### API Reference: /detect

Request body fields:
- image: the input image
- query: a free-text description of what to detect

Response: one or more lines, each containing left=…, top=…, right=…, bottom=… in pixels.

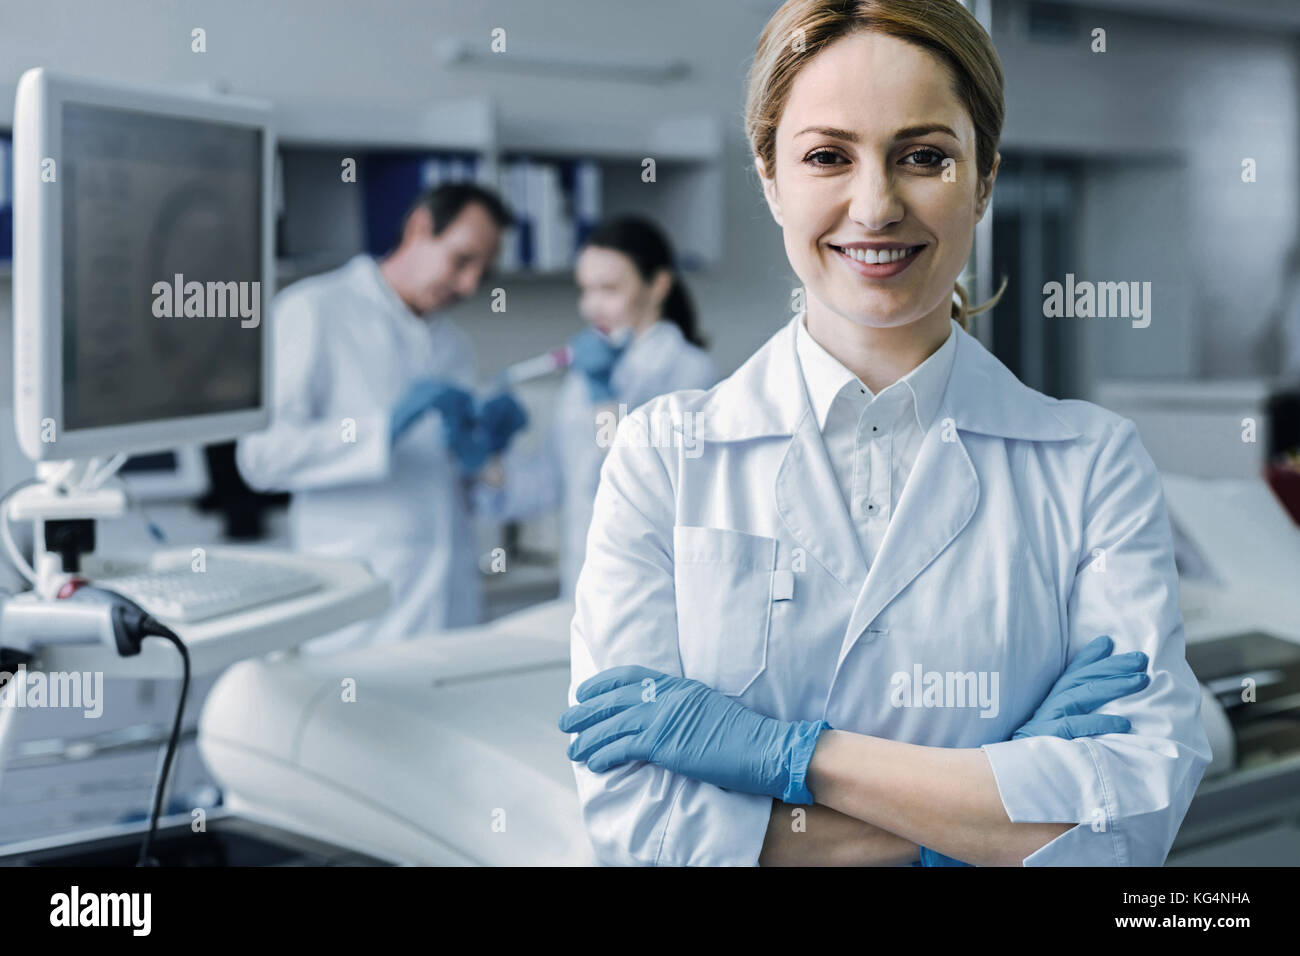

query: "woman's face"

left=575, top=245, right=667, bottom=335
left=758, top=31, right=998, bottom=331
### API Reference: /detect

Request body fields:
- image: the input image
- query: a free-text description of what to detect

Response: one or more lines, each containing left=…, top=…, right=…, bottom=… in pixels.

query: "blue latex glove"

left=476, top=392, right=528, bottom=456
left=390, top=378, right=474, bottom=446
left=559, top=665, right=830, bottom=805
left=569, top=328, right=628, bottom=403
left=918, top=634, right=1150, bottom=867
left=1012, top=634, right=1149, bottom=741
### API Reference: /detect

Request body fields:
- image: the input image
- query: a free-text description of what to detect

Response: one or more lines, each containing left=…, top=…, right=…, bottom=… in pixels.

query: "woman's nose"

left=846, top=163, right=905, bottom=232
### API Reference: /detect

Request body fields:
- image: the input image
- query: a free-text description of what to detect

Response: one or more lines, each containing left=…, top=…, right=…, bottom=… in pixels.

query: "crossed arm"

left=760, top=738, right=1072, bottom=866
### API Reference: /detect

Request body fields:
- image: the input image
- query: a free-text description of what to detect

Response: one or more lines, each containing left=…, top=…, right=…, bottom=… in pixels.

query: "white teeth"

left=838, top=246, right=917, bottom=264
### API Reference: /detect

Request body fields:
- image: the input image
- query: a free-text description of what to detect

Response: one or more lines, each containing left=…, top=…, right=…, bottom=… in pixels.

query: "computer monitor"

left=12, top=68, right=274, bottom=462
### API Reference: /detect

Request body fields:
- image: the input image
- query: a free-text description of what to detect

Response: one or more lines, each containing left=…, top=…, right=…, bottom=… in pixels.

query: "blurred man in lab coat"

left=237, top=183, right=520, bottom=653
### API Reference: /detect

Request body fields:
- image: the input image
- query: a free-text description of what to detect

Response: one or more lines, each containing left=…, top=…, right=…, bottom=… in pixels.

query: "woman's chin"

left=825, top=300, right=930, bottom=330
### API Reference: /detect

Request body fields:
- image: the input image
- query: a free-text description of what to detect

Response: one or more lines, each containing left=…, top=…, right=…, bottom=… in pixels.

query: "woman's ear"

left=975, top=151, right=1000, bottom=222
left=755, top=155, right=784, bottom=227
left=649, top=267, right=673, bottom=306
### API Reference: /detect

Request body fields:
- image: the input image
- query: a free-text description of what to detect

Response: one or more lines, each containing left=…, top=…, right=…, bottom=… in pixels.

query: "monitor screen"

left=60, top=102, right=263, bottom=430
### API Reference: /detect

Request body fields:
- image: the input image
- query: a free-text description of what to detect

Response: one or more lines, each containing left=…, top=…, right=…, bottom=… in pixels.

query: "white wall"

left=993, top=2, right=1299, bottom=382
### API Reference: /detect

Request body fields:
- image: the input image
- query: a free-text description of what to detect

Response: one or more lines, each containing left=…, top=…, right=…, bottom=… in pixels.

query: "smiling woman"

left=561, top=0, right=1210, bottom=869
left=746, top=0, right=1008, bottom=343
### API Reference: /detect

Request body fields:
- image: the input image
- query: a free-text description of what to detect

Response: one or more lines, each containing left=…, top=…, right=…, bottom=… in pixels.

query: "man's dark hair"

left=399, top=182, right=513, bottom=245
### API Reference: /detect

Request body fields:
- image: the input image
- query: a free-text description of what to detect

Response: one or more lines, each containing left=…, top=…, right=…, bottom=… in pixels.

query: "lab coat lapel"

left=774, top=407, right=870, bottom=591
left=835, top=417, right=979, bottom=672
left=694, top=317, right=870, bottom=589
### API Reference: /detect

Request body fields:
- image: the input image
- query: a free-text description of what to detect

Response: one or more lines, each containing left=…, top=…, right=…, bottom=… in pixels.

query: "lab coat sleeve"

left=980, top=418, right=1212, bottom=866
left=235, top=293, right=391, bottom=492
left=568, top=409, right=775, bottom=866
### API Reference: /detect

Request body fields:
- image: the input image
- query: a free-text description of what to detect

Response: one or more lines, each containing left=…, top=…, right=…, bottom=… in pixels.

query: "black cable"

left=134, top=616, right=190, bottom=868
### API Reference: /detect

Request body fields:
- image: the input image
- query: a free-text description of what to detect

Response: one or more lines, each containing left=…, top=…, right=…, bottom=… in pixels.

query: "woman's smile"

left=828, top=241, right=927, bottom=279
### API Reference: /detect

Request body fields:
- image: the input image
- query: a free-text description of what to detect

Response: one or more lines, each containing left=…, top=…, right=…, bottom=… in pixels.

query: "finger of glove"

left=558, top=683, right=646, bottom=734
left=431, top=387, right=473, bottom=417
left=568, top=707, right=647, bottom=764
left=575, top=664, right=666, bottom=702
left=1047, top=713, right=1134, bottom=739
left=586, top=733, right=652, bottom=774
left=1061, top=634, right=1114, bottom=674
left=1040, top=635, right=1111, bottom=700
left=1043, top=672, right=1151, bottom=718
left=1048, top=650, right=1148, bottom=698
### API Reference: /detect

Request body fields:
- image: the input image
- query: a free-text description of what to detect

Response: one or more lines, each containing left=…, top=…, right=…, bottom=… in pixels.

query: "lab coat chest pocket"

left=672, top=526, right=776, bottom=696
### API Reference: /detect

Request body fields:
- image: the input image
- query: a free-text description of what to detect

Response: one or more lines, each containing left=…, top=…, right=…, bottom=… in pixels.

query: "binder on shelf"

left=0, top=134, right=12, bottom=264
left=499, top=156, right=602, bottom=274
left=571, top=159, right=601, bottom=254
left=362, top=151, right=479, bottom=256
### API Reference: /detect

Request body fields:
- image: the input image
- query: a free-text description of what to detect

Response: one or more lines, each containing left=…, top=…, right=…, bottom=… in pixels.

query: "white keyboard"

left=96, top=559, right=324, bottom=623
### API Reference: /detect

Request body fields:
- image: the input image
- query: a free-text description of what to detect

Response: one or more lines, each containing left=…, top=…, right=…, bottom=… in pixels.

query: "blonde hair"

left=745, top=0, right=1008, bottom=329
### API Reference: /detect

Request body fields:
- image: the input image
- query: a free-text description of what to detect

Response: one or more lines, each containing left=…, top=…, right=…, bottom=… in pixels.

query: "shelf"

left=274, top=96, right=495, bottom=152
left=275, top=254, right=353, bottom=285
left=498, top=112, right=721, bottom=162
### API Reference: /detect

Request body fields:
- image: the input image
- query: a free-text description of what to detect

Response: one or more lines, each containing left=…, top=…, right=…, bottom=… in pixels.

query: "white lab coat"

left=570, top=313, right=1212, bottom=866
left=236, top=255, right=482, bottom=653
left=482, top=320, right=716, bottom=598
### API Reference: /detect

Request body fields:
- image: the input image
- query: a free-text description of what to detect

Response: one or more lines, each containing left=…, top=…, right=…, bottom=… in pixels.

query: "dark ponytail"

left=582, top=215, right=707, bottom=348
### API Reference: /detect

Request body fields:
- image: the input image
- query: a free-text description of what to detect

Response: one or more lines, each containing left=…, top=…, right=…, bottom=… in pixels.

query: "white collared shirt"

left=794, top=313, right=957, bottom=565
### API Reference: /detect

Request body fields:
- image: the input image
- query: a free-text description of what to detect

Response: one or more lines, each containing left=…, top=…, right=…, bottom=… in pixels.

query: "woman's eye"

left=903, top=147, right=947, bottom=169
left=803, top=149, right=845, bottom=167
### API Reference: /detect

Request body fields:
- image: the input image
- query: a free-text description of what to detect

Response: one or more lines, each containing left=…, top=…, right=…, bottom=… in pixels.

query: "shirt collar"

left=794, top=312, right=957, bottom=432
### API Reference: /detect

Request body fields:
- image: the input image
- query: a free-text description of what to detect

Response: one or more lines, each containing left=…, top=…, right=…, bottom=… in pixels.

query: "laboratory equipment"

left=198, top=598, right=591, bottom=865
left=92, top=556, right=322, bottom=624
left=497, top=327, right=633, bottom=387
left=12, top=67, right=275, bottom=464
left=0, top=70, right=388, bottom=864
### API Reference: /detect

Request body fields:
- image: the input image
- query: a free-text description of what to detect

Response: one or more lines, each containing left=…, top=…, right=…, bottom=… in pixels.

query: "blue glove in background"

left=918, top=634, right=1150, bottom=867
left=560, top=665, right=829, bottom=805
left=477, top=392, right=529, bottom=456
left=569, top=328, right=628, bottom=403
left=390, top=378, right=474, bottom=446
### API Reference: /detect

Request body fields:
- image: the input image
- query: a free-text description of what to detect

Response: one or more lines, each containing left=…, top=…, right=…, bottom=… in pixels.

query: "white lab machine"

left=0, top=69, right=388, bottom=862
left=1095, top=379, right=1279, bottom=480
left=199, top=598, right=592, bottom=866
left=1161, top=474, right=1300, bottom=862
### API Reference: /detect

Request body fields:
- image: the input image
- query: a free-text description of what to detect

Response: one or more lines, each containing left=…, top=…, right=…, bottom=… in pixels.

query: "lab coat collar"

left=349, top=253, right=446, bottom=331
left=795, top=312, right=956, bottom=434
left=694, top=313, right=1081, bottom=443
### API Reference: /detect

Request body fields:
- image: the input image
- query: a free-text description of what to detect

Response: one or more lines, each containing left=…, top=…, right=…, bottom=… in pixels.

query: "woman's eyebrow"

left=793, top=123, right=959, bottom=142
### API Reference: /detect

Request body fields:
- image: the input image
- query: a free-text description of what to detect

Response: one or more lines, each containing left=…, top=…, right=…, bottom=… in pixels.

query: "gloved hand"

left=390, top=378, right=474, bottom=446
left=476, top=392, right=528, bottom=456
left=1012, top=634, right=1148, bottom=740
left=559, top=665, right=830, bottom=805
left=569, top=328, right=628, bottom=403
left=918, top=634, right=1150, bottom=867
